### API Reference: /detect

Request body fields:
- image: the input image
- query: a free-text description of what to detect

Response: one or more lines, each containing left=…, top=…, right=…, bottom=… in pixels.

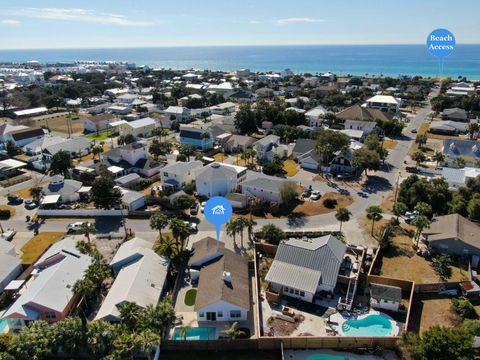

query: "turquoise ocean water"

left=0, top=45, right=479, bottom=79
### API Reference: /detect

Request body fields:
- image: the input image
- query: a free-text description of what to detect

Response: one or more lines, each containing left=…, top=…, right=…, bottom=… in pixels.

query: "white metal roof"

left=41, top=194, right=61, bottom=205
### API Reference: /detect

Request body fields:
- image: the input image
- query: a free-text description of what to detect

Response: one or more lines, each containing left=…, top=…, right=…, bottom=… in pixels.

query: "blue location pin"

left=426, top=28, right=455, bottom=75
left=204, top=196, right=233, bottom=241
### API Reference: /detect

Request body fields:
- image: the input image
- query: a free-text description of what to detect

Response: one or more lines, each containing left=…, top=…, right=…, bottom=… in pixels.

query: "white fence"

left=38, top=209, right=128, bottom=217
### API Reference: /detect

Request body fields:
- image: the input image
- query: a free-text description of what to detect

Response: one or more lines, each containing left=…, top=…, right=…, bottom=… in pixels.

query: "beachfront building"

left=365, top=95, right=401, bottom=114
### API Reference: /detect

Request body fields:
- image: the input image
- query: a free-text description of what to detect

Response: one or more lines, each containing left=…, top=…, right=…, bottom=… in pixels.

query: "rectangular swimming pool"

left=172, top=327, right=216, bottom=340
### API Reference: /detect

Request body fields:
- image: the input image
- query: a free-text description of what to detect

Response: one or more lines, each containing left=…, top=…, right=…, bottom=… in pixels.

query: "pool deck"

left=329, top=310, right=400, bottom=337
left=284, top=349, right=399, bottom=360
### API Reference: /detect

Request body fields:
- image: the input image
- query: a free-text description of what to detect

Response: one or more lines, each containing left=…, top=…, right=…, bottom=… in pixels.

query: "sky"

left=0, top=0, right=479, bottom=49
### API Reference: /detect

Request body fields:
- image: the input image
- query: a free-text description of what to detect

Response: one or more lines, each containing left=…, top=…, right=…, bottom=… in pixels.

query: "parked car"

left=67, top=221, right=92, bottom=233
left=7, top=195, right=23, bottom=204
left=0, top=229, right=16, bottom=242
left=404, top=211, right=420, bottom=224
left=411, top=128, right=417, bottom=133
left=310, top=191, right=321, bottom=200
left=184, top=221, right=198, bottom=233
left=190, top=203, right=199, bottom=216
left=24, top=200, right=37, bottom=210
left=200, top=201, right=206, bottom=213
left=406, top=166, right=421, bottom=174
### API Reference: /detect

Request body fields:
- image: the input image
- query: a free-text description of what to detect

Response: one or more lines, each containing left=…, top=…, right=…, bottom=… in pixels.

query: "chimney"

left=223, top=271, right=232, bottom=285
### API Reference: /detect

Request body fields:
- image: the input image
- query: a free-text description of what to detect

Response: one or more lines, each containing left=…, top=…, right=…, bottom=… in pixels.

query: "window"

left=295, top=290, right=299, bottom=295
left=45, top=312, right=56, bottom=319
left=230, top=310, right=241, bottom=318
left=217, top=311, right=223, bottom=318
left=284, top=287, right=289, bottom=292
left=300, top=291, right=305, bottom=297
left=199, top=312, right=205, bottom=318
left=289, top=288, right=294, bottom=294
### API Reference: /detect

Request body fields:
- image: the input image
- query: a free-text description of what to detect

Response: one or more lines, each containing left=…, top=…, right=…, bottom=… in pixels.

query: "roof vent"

left=472, top=145, right=479, bottom=153
left=449, top=143, right=456, bottom=151
left=212, top=163, right=221, bottom=168
left=223, top=271, right=232, bottom=284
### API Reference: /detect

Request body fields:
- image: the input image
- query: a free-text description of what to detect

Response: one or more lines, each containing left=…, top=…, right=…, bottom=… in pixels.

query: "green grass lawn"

left=184, top=289, right=197, bottom=306
left=87, top=131, right=110, bottom=141
left=20, top=232, right=64, bottom=264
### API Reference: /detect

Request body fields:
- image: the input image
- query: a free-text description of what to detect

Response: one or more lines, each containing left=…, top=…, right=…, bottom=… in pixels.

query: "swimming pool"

left=341, top=314, right=392, bottom=336
left=172, top=327, right=216, bottom=340
left=307, top=355, right=356, bottom=360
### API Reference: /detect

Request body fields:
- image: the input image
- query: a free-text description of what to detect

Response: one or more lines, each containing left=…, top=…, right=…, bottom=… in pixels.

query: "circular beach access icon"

left=204, top=196, right=233, bottom=241
left=426, top=28, right=456, bottom=74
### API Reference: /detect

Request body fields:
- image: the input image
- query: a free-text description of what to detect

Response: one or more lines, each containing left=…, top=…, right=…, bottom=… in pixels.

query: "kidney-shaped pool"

left=341, top=314, right=393, bottom=336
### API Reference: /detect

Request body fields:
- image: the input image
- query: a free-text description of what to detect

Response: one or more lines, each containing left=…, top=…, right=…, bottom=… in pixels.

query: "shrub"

left=0, top=209, right=11, bottom=220
left=452, top=299, right=478, bottom=320
left=323, top=198, right=337, bottom=209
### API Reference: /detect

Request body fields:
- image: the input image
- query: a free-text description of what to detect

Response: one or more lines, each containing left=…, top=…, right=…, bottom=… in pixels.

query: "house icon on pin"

left=211, top=205, right=226, bottom=215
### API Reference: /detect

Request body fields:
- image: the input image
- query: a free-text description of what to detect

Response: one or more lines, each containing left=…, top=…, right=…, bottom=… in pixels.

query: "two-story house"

left=195, top=162, right=247, bottom=198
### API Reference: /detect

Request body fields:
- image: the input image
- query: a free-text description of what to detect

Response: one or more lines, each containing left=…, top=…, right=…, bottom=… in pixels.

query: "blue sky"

left=1, top=0, right=479, bottom=49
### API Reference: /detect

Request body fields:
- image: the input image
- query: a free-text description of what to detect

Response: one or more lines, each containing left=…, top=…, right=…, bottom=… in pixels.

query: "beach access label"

left=427, top=28, right=455, bottom=74
left=204, top=196, right=233, bottom=241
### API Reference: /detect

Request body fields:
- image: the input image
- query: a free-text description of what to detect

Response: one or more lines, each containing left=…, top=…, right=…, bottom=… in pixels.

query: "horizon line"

left=1, top=42, right=480, bottom=51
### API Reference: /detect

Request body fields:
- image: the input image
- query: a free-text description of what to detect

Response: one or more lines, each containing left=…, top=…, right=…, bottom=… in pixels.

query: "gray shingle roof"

left=370, top=283, right=402, bottom=302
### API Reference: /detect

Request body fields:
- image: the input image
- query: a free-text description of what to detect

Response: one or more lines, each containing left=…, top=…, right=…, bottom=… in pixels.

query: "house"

left=2, top=238, right=91, bottom=331
left=329, top=144, right=360, bottom=176
left=110, top=237, right=154, bottom=273
left=23, top=135, right=68, bottom=155
left=336, top=104, right=393, bottom=123
left=298, top=150, right=322, bottom=171
left=117, top=117, right=156, bottom=138
left=83, top=113, right=117, bottom=133
left=240, top=175, right=290, bottom=204
left=116, top=93, right=138, bottom=105
left=42, top=137, right=91, bottom=160
left=190, top=238, right=249, bottom=323
left=370, top=283, right=402, bottom=312
left=292, top=138, right=316, bottom=160
left=225, top=192, right=248, bottom=209
left=3, top=127, right=45, bottom=147
left=422, top=214, right=480, bottom=257
left=443, top=139, right=480, bottom=167
left=305, top=105, right=329, bottom=128
left=95, top=239, right=169, bottom=322
left=0, top=241, right=22, bottom=293
left=265, top=235, right=347, bottom=302
left=224, top=135, right=256, bottom=153
left=179, top=127, right=213, bottom=151
left=253, top=134, right=282, bottom=161
left=160, top=160, right=203, bottom=191
left=164, top=106, right=191, bottom=122
left=210, top=102, right=236, bottom=115
left=365, top=95, right=401, bottom=114
left=42, top=175, right=83, bottom=203
left=442, top=108, right=468, bottom=122
left=118, top=187, right=146, bottom=210
left=343, top=120, right=379, bottom=138
left=108, top=105, right=131, bottom=115
left=114, top=173, right=141, bottom=188
left=196, top=162, right=247, bottom=198
left=429, top=121, right=468, bottom=135
left=442, top=167, right=480, bottom=189
left=103, top=143, right=163, bottom=177
left=228, top=90, right=255, bottom=103
left=0, top=123, right=29, bottom=143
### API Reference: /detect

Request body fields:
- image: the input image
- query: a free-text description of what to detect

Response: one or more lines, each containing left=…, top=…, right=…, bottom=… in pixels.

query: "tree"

left=8, top=321, right=55, bottom=360
left=178, top=144, right=195, bottom=161
left=335, top=208, right=351, bottom=232
left=136, top=330, right=161, bottom=360
left=453, top=156, right=466, bottom=169
left=364, top=133, right=388, bottom=163
left=226, top=219, right=239, bottom=244
left=433, top=151, right=445, bottom=168
left=279, top=181, right=298, bottom=207
left=467, top=197, right=480, bottom=221
left=412, top=150, right=426, bottom=168
left=315, top=129, right=350, bottom=165
left=243, top=217, right=257, bottom=244
left=86, top=320, right=119, bottom=359
left=169, top=218, right=191, bottom=250
left=234, top=103, right=257, bottom=135
left=366, top=206, right=383, bottom=236
left=467, top=122, right=479, bottom=140
left=52, top=317, right=85, bottom=358
left=262, top=155, right=285, bottom=176
left=29, top=186, right=44, bottom=204
left=150, top=212, right=169, bottom=239
left=352, top=148, right=381, bottom=176
left=172, top=195, right=196, bottom=213
left=78, top=222, right=94, bottom=243
left=149, top=139, right=172, bottom=159
left=50, top=150, right=72, bottom=176
left=259, top=224, right=284, bottom=245
left=90, top=144, right=104, bottom=160
left=415, top=134, right=427, bottom=148
left=137, top=300, right=175, bottom=336
left=412, top=215, right=430, bottom=247
left=241, top=149, right=256, bottom=167
left=118, top=134, right=135, bottom=145
left=91, top=176, right=123, bottom=210
left=5, top=140, right=19, bottom=157
left=222, top=322, right=245, bottom=340
left=119, top=302, right=141, bottom=332
left=394, top=202, right=407, bottom=219
left=432, top=254, right=453, bottom=281
left=452, top=298, right=478, bottom=320
left=414, top=202, right=433, bottom=218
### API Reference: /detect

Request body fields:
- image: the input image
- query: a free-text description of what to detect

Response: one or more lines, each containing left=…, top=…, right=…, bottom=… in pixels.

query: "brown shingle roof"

left=336, top=105, right=393, bottom=122
left=195, top=246, right=250, bottom=311
left=423, top=213, right=480, bottom=247
left=86, top=113, right=116, bottom=123
left=188, top=237, right=224, bottom=266
left=9, top=127, right=44, bottom=141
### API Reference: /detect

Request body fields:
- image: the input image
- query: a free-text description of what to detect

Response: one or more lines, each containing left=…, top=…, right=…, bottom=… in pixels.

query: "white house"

left=83, top=113, right=117, bottom=133
left=3, top=127, right=45, bottom=147
left=160, top=160, right=203, bottom=191
left=252, top=134, right=289, bottom=161
left=195, top=162, right=247, bottom=198
left=441, top=167, right=480, bottom=189
left=210, top=102, right=236, bottom=115
left=23, top=135, right=68, bottom=155
left=164, top=106, right=191, bottom=123
left=370, top=283, right=402, bottom=312
left=0, top=241, right=22, bottom=293
left=365, top=95, right=401, bottom=114
left=265, top=235, right=346, bottom=302
left=42, top=175, right=83, bottom=203
left=305, top=105, right=329, bottom=128
left=95, top=239, right=169, bottom=322
left=191, top=238, right=249, bottom=323
left=240, top=175, right=291, bottom=204
left=117, top=117, right=156, bottom=137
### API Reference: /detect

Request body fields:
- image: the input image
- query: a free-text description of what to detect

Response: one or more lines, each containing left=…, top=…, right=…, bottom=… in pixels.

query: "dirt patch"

left=382, top=139, right=398, bottom=150
left=258, top=257, right=273, bottom=290
left=410, top=295, right=462, bottom=333
left=266, top=313, right=305, bottom=336
left=379, top=191, right=396, bottom=214
left=29, top=114, right=85, bottom=134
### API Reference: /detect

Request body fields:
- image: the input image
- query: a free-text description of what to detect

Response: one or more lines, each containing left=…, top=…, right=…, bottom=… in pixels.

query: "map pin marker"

left=204, top=196, right=233, bottom=241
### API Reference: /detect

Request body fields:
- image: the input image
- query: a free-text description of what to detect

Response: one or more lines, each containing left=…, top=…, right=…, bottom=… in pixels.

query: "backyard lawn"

left=184, top=289, right=197, bottom=306
left=410, top=295, right=462, bottom=333
left=87, top=131, right=111, bottom=141
left=283, top=159, right=299, bottom=177
left=20, top=232, right=64, bottom=264
left=213, top=153, right=229, bottom=162
left=292, top=192, right=353, bottom=216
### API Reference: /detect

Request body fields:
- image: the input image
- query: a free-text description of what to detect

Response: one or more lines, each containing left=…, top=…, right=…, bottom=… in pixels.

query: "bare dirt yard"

left=409, top=295, right=462, bottom=333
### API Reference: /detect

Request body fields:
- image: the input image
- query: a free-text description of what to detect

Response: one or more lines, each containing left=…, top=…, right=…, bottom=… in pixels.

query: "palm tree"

left=119, top=302, right=141, bottom=332
left=91, top=144, right=104, bottom=160
left=149, top=212, right=169, bottom=239
left=226, top=219, right=239, bottom=244
left=453, top=157, right=466, bottom=169
left=366, top=206, right=383, bottom=237
left=72, top=278, right=96, bottom=307
left=433, top=151, right=445, bottom=169
left=412, top=215, right=431, bottom=247
left=136, top=330, right=161, bottom=360
left=235, top=217, right=248, bottom=247
left=201, top=131, right=210, bottom=148
left=169, top=218, right=191, bottom=250
left=29, top=186, right=44, bottom=204
left=335, top=208, right=351, bottom=232
left=153, top=236, right=178, bottom=260
left=243, top=217, right=257, bottom=245
left=412, top=151, right=426, bottom=168
left=468, top=122, right=479, bottom=140
left=78, top=222, right=94, bottom=243
left=222, top=322, right=245, bottom=340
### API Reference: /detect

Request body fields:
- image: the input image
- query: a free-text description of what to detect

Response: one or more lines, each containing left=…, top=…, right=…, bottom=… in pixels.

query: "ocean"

left=0, top=44, right=479, bottom=79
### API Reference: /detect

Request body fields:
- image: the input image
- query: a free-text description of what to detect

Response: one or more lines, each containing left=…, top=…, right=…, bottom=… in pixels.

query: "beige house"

left=117, top=117, right=156, bottom=138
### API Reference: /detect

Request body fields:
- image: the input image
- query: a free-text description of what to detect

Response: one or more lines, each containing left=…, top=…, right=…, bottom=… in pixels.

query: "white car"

left=200, top=201, right=206, bottom=213
left=310, top=191, right=321, bottom=200
left=184, top=221, right=198, bottom=233
left=67, top=221, right=92, bottom=233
